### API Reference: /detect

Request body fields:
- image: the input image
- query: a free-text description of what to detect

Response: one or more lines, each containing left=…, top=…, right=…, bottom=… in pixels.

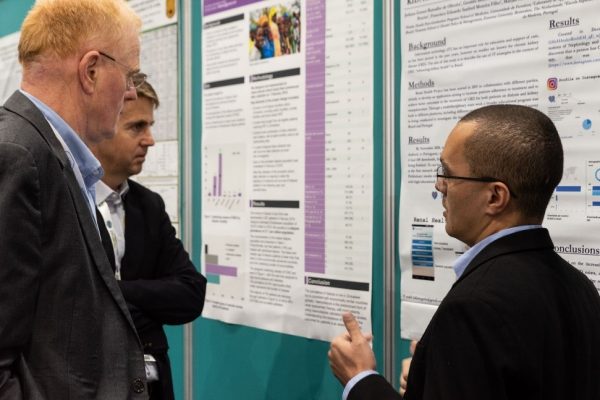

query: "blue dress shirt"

left=452, top=225, right=542, bottom=278
left=20, top=90, right=103, bottom=228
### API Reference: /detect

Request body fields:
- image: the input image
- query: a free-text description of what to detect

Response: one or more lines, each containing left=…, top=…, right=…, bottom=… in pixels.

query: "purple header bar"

left=204, top=0, right=262, bottom=16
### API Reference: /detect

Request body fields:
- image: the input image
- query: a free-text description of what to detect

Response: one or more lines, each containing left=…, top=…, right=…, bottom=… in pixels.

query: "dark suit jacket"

left=0, top=91, right=148, bottom=399
left=350, top=228, right=600, bottom=400
left=118, top=179, right=207, bottom=400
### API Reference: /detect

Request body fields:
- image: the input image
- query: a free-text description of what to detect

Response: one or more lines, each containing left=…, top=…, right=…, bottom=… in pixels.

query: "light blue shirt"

left=452, top=225, right=542, bottom=278
left=20, top=90, right=103, bottom=227
left=343, top=370, right=377, bottom=400
left=342, top=224, right=542, bottom=399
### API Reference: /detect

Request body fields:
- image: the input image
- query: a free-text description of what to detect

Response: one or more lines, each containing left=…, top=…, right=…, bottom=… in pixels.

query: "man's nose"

left=142, top=129, right=155, bottom=147
left=434, top=179, right=444, bottom=193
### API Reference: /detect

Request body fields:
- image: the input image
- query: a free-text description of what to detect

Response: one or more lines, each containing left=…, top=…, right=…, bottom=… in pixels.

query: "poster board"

left=191, top=1, right=387, bottom=398
left=399, top=0, right=600, bottom=339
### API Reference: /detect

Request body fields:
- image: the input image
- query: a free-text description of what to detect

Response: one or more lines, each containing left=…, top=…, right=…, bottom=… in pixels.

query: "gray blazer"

left=0, top=91, right=148, bottom=399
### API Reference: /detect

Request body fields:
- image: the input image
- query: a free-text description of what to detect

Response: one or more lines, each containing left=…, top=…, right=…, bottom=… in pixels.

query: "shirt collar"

left=20, top=89, right=103, bottom=189
left=453, top=224, right=542, bottom=278
left=95, top=179, right=130, bottom=206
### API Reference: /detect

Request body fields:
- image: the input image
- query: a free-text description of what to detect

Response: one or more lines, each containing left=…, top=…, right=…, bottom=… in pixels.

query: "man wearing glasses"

left=329, top=105, right=600, bottom=400
left=0, top=0, right=149, bottom=398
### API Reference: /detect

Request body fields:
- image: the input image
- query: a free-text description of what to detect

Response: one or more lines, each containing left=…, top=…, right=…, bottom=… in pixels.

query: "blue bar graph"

left=412, top=225, right=434, bottom=280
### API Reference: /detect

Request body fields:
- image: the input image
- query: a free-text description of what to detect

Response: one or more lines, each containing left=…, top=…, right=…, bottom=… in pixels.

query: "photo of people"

left=249, top=2, right=301, bottom=61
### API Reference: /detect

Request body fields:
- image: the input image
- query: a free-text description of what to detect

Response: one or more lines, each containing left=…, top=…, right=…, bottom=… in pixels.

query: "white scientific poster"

left=201, top=0, right=373, bottom=340
left=399, top=0, right=600, bottom=339
left=0, top=32, right=21, bottom=104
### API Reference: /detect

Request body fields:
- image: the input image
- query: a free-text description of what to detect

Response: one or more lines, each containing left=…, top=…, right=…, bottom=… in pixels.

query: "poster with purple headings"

left=200, top=0, right=373, bottom=341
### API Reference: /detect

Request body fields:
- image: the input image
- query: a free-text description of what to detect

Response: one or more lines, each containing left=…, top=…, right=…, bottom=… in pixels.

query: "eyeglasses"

left=436, top=166, right=518, bottom=198
left=98, top=51, right=146, bottom=90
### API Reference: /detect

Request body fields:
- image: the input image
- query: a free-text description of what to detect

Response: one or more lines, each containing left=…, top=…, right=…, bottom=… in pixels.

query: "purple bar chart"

left=203, top=143, right=245, bottom=212
left=204, top=237, right=245, bottom=301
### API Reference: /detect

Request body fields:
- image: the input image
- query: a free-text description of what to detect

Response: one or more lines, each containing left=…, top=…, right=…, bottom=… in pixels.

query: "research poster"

left=201, top=0, right=373, bottom=340
left=400, top=0, right=600, bottom=339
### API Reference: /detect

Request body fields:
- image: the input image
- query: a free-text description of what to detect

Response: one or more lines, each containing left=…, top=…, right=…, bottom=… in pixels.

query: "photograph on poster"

left=249, top=2, right=301, bottom=61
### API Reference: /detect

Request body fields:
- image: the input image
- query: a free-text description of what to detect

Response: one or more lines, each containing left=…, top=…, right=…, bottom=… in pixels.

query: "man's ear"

left=78, top=51, right=100, bottom=95
left=485, top=181, right=511, bottom=216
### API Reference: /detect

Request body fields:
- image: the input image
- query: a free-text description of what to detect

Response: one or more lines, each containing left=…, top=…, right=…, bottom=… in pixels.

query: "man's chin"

left=129, top=165, right=143, bottom=176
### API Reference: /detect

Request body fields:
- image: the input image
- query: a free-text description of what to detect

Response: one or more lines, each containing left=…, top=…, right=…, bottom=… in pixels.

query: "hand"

left=328, top=312, right=375, bottom=386
left=399, top=340, right=417, bottom=397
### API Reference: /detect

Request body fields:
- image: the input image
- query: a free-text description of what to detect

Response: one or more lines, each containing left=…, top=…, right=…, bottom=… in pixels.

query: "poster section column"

left=0, top=32, right=21, bottom=104
left=201, top=0, right=373, bottom=340
left=400, top=0, right=600, bottom=339
left=130, top=0, right=181, bottom=231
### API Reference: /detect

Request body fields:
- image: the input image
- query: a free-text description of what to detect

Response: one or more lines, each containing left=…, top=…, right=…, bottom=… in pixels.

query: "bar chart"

left=546, top=160, right=600, bottom=219
left=411, top=224, right=435, bottom=281
left=203, top=143, right=246, bottom=212
left=587, top=160, right=600, bottom=216
left=204, top=236, right=245, bottom=302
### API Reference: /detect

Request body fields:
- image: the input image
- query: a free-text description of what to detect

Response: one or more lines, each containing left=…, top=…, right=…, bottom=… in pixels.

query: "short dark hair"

left=136, top=80, right=159, bottom=108
left=460, top=104, right=563, bottom=220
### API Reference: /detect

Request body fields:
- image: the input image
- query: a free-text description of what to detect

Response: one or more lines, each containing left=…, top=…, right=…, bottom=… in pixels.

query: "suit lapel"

left=96, top=208, right=116, bottom=273
left=61, top=151, right=141, bottom=338
left=5, top=91, right=140, bottom=339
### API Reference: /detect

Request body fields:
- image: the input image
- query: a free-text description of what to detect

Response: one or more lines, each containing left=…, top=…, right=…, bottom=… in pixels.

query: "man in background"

left=329, top=104, right=600, bottom=400
left=90, top=80, right=207, bottom=400
left=0, top=0, right=148, bottom=398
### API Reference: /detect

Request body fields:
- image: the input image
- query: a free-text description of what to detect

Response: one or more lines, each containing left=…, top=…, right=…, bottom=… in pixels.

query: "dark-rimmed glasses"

left=436, top=166, right=518, bottom=198
left=98, top=51, right=146, bottom=90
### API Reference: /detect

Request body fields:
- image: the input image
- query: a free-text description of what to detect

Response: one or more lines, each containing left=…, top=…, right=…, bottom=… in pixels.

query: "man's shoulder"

left=126, top=179, right=165, bottom=209
left=0, top=105, right=36, bottom=141
left=0, top=108, right=57, bottom=169
left=127, top=179, right=160, bottom=198
left=1, top=93, right=53, bottom=152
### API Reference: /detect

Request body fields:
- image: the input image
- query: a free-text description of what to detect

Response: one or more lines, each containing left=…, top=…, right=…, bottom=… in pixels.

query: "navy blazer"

left=0, top=91, right=147, bottom=399
left=118, top=179, right=207, bottom=400
left=350, top=228, right=600, bottom=400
